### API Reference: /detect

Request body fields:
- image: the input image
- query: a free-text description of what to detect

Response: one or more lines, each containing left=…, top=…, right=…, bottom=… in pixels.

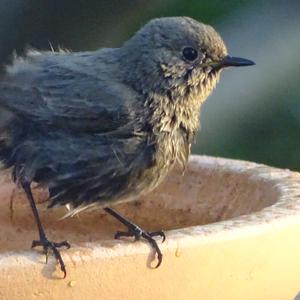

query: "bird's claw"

left=114, top=226, right=165, bottom=268
left=147, top=231, right=166, bottom=243
left=31, top=238, right=70, bottom=278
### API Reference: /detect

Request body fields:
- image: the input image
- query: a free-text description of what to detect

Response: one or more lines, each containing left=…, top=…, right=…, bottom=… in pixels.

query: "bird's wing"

left=0, top=54, right=157, bottom=209
left=0, top=61, right=142, bottom=133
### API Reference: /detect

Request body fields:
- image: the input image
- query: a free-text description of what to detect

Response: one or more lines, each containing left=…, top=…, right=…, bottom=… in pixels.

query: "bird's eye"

left=182, top=47, right=198, bottom=61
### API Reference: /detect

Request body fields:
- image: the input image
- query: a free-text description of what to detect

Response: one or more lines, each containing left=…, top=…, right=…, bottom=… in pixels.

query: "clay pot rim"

left=1, top=155, right=300, bottom=268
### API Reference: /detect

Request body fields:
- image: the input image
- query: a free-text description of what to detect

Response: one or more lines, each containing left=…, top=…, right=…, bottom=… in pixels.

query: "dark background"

left=1, top=0, right=299, bottom=170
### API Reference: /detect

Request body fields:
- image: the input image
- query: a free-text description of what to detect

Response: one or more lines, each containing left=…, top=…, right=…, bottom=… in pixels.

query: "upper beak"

left=218, top=55, right=255, bottom=68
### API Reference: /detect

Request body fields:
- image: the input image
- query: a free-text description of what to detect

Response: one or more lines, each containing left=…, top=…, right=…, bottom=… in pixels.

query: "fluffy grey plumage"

left=0, top=17, right=254, bottom=276
left=0, top=17, right=227, bottom=210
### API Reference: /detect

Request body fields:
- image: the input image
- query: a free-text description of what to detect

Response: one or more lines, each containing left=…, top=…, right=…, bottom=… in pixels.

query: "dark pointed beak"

left=219, top=55, right=255, bottom=68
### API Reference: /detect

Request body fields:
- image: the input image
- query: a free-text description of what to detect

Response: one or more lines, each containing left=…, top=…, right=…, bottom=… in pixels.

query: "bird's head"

left=121, top=17, right=254, bottom=101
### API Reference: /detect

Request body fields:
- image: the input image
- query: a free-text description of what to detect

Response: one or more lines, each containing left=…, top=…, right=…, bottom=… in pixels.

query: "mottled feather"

left=0, top=17, right=228, bottom=215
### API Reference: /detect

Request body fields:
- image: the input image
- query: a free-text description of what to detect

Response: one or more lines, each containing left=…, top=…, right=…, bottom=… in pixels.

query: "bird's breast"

left=140, top=90, right=202, bottom=191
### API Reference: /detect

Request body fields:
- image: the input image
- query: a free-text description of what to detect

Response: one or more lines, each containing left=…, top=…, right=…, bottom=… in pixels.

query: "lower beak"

left=219, top=55, right=255, bottom=68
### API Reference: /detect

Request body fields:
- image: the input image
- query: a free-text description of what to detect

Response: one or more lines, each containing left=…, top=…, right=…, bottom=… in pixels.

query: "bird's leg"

left=104, top=207, right=165, bottom=268
left=22, top=182, right=70, bottom=278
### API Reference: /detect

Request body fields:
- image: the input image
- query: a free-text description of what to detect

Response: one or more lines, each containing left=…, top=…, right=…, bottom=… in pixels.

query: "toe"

left=53, top=240, right=71, bottom=249
left=149, top=231, right=166, bottom=242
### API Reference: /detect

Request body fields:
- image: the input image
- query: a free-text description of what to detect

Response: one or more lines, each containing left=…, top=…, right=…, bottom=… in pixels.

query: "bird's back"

left=0, top=49, right=163, bottom=213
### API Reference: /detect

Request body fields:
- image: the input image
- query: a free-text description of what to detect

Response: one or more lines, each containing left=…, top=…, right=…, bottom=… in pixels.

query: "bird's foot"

left=31, top=237, right=71, bottom=278
left=114, top=225, right=165, bottom=268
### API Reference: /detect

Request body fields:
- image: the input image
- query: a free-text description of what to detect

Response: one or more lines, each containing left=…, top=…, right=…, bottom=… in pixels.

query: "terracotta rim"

left=1, top=155, right=300, bottom=268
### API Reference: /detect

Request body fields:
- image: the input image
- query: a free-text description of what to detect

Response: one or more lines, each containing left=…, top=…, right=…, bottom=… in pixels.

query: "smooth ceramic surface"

left=0, top=155, right=300, bottom=300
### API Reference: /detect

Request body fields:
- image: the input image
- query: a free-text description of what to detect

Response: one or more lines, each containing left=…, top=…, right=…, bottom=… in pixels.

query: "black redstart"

left=0, top=16, right=254, bottom=277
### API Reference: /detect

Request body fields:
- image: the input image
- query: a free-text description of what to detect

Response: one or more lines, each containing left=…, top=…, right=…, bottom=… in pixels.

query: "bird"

left=0, top=16, right=254, bottom=277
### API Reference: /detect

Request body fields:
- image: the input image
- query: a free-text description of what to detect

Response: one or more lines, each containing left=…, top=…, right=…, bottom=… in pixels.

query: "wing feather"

left=0, top=53, right=141, bottom=133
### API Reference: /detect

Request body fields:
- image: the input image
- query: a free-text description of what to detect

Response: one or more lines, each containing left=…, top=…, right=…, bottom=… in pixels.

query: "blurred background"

left=0, top=0, right=299, bottom=170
